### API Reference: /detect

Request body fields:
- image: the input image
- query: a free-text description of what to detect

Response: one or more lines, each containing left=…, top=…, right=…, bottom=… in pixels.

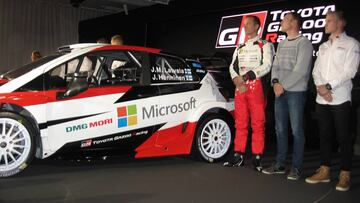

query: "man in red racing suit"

left=223, top=15, right=274, bottom=172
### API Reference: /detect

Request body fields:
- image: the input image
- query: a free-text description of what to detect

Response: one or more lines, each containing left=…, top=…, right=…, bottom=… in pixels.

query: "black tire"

left=194, top=114, right=234, bottom=163
left=0, top=112, right=36, bottom=177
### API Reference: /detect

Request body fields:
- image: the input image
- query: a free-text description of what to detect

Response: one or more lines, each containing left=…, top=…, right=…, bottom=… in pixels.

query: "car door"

left=43, top=50, right=159, bottom=155
left=148, top=53, right=201, bottom=153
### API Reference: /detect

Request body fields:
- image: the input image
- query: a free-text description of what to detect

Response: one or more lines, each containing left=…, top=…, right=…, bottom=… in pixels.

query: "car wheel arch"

left=196, top=107, right=234, bottom=128
left=0, top=103, right=42, bottom=157
left=188, top=102, right=234, bottom=124
left=190, top=107, right=234, bottom=156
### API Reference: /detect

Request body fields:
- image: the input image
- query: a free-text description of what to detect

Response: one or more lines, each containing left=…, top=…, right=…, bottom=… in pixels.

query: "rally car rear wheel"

left=195, top=114, right=233, bottom=163
left=0, top=112, right=35, bottom=177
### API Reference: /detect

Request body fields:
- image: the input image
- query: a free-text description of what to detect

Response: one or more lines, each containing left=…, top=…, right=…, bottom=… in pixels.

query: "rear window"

left=150, top=54, right=199, bottom=84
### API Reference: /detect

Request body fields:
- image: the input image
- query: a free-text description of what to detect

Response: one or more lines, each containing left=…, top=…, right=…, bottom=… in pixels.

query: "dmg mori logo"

left=216, top=11, right=267, bottom=48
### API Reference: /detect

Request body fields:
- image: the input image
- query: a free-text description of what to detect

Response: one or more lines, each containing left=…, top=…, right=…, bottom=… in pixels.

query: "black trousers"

left=316, top=101, right=352, bottom=171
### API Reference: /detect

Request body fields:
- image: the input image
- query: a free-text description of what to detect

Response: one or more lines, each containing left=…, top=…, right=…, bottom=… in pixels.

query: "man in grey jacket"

left=262, top=12, right=313, bottom=180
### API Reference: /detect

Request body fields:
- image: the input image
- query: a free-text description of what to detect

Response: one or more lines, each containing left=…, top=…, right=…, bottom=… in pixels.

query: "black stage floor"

left=1, top=150, right=359, bottom=203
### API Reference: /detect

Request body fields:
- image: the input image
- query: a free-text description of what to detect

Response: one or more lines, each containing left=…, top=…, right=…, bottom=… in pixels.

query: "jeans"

left=275, top=91, right=306, bottom=170
left=316, top=101, right=352, bottom=171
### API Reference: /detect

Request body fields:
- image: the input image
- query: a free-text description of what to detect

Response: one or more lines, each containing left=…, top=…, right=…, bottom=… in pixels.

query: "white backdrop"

left=0, top=0, right=108, bottom=73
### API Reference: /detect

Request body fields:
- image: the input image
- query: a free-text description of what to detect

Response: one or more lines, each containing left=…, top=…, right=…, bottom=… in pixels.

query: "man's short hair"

left=97, top=38, right=108, bottom=44
left=111, top=35, right=123, bottom=45
left=327, top=11, right=347, bottom=26
left=288, top=12, right=302, bottom=29
left=247, top=15, right=261, bottom=30
left=31, top=50, right=42, bottom=61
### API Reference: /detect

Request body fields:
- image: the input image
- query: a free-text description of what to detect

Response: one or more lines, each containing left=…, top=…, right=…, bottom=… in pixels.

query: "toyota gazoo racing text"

left=0, top=44, right=234, bottom=177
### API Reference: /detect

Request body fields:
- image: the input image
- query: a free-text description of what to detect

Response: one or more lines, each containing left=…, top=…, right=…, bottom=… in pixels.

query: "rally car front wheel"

left=0, top=112, right=36, bottom=177
left=194, top=114, right=233, bottom=163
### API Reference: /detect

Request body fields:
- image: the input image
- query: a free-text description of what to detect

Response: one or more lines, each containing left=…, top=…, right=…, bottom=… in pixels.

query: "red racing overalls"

left=229, top=36, right=274, bottom=154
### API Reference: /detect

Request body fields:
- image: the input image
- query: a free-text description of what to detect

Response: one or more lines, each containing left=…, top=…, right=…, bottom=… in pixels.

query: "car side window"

left=46, top=58, right=80, bottom=89
left=98, top=51, right=141, bottom=86
left=150, top=54, right=198, bottom=84
left=46, top=53, right=106, bottom=90
left=17, top=75, right=44, bottom=91
left=82, top=54, right=104, bottom=86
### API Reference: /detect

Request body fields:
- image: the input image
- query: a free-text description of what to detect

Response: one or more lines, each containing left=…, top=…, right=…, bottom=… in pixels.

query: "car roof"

left=91, top=45, right=162, bottom=54
left=58, top=43, right=162, bottom=54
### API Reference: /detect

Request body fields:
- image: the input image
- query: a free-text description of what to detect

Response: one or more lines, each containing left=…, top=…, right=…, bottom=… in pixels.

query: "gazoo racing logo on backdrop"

left=265, top=5, right=335, bottom=46
left=215, top=4, right=335, bottom=54
left=216, top=11, right=268, bottom=48
left=117, top=105, right=137, bottom=128
left=142, top=97, right=196, bottom=119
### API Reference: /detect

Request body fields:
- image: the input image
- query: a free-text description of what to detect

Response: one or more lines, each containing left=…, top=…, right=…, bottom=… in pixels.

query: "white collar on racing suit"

left=245, top=36, right=260, bottom=43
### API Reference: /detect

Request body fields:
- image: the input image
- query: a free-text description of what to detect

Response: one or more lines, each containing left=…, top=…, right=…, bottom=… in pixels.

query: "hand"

left=322, top=92, right=333, bottom=102
left=317, top=85, right=330, bottom=97
left=233, top=76, right=244, bottom=87
left=233, top=76, right=245, bottom=91
left=273, top=83, right=284, bottom=97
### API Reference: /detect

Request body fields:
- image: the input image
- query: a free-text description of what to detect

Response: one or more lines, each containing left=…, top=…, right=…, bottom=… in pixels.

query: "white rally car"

left=0, top=44, right=234, bottom=177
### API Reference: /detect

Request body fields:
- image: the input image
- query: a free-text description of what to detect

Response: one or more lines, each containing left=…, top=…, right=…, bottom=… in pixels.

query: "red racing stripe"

left=91, top=45, right=161, bottom=54
left=135, top=122, right=198, bottom=158
left=0, top=79, right=9, bottom=85
left=0, top=86, right=132, bottom=107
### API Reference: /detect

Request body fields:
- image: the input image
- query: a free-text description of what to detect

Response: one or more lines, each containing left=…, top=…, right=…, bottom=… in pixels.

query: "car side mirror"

left=57, top=72, right=89, bottom=100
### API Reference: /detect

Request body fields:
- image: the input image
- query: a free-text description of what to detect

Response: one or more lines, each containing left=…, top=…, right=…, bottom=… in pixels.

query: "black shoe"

left=253, top=155, right=263, bottom=172
left=223, top=153, right=244, bottom=167
left=262, top=163, right=286, bottom=175
left=287, top=167, right=301, bottom=180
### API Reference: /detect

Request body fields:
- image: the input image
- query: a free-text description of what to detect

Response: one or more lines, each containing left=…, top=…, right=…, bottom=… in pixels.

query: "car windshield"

left=1, top=55, right=61, bottom=80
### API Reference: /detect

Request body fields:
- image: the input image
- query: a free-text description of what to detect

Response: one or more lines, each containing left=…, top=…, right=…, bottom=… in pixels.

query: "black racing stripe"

left=38, top=112, right=108, bottom=130
left=233, top=56, right=239, bottom=75
left=158, top=83, right=201, bottom=96
left=49, top=123, right=166, bottom=157
left=114, top=83, right=201, bottom=104
left=114, top=86, right=161, bottom=103
left=238, top=44, right=246, bottom=49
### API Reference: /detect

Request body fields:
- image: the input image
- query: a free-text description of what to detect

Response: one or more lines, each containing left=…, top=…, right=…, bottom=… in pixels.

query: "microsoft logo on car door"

left=117, top=105, right=137, bottom=128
